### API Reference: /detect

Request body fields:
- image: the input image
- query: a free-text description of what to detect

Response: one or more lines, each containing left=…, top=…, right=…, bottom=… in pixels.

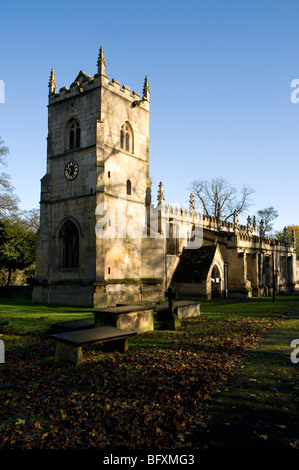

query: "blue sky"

left=0, top=0, right=298, bottom=231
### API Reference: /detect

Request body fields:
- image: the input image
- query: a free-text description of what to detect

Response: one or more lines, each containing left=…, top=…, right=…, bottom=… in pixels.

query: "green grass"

left=0, top=298, right=92, bottom=333
left=199, top=295, right=299, bottom=316
left=0, top=294, right=298, bottom=449
left=1, top=295, right=298, bottom=333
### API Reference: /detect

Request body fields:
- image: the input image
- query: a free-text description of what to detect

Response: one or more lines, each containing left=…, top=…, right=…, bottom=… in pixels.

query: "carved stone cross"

left=165, top=287, right=176, bottom=314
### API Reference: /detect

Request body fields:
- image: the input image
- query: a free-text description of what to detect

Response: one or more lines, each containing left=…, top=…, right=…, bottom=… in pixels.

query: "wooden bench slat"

left=50, top=326, right=137, bottom=346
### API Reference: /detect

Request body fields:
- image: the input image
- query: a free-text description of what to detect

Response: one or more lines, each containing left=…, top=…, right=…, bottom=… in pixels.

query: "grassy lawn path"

left=190, top=306, right=299, bottom=450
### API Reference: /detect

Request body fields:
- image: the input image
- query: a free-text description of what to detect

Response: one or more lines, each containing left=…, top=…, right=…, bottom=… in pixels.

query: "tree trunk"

left=6, top=267, right=12, bottom=286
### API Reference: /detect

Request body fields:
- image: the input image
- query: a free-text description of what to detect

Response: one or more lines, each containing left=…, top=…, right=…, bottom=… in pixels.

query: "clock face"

left=64, top=160, right=79, bottom=180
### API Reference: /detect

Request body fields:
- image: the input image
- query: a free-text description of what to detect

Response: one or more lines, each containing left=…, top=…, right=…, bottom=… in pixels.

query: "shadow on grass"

left=189, top=308, right=299, bottom=450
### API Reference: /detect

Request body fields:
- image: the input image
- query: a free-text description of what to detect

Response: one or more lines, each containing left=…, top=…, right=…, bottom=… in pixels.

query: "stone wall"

left=32, top=284, right=95, bottom=307
left=173, top=282, right=207, bottom=298
left=0, top=286, right=32, bottom=299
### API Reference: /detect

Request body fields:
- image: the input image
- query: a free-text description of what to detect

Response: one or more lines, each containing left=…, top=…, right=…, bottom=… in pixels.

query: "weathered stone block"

left=175, top=301, right=201, bottom=319
left=102, top=338, right=128, bottom=352
left=155, top=309, right=181, bottom=330
left=55, top=342, right=83, bottom=365
left=94, top=305, right=155, bottom=333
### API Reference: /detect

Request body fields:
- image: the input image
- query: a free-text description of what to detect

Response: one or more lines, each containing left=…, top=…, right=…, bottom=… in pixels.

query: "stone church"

left=32, top=47, right=298, bottom=307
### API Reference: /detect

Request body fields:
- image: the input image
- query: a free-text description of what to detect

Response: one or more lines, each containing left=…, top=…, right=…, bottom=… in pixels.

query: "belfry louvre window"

left=120, top=122, right=133, bottom=153
left=69, top=119, right=81, bottom=149
left=60, top=221, right=79, bottom=268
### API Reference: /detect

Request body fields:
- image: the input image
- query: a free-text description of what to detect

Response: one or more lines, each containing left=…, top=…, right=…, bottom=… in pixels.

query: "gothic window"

left=60, top=221, right=79, bottom=268
left=211, top=265, right=221, bottom=283
left=120, top=129, right=124, bottom=149
left=120, top=122, right=133, bottom=153
left=127, top=179, right=132, bottom=195
left=75, top=126, right=81, bottom=147
left=68, top=119, right=81, bottom=150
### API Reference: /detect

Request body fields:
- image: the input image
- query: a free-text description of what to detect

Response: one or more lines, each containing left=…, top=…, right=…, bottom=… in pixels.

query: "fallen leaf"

left=15, top=419, right=25, bottom=426
left=258, top=434, right=268, bottom=440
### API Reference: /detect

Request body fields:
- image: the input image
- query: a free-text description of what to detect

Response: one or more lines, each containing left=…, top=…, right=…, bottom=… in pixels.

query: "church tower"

left=32, top=47, right=153, bottom=307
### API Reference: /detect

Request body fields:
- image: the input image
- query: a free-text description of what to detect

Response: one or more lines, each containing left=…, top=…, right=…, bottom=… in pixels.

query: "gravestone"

left=155, top=287, right=181, bottom=330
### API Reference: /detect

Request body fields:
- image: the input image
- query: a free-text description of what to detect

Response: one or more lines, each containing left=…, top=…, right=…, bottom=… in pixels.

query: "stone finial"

left=252, top=215, right=257, bottom=230
left=157, top=182, right=165, bottom=205
left=233, top=209, right=239, bottom=229
left=259, top=219, right=265, bottom=238
left=291, top=229, right=296, bottom=246
left=97, top=45, right=106, bottom=75
left=48, top=68, right=56, bottom=94
left=283, top=226, right=288, bottom=243
left=189, top=193, right=195, bottom=215
left=142, top=76, right=150, bottom=101
left=247, top=215, right=252, bottom=232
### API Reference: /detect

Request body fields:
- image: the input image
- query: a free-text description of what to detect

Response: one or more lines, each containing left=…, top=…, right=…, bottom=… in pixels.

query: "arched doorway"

left=211, top=264, right=221, bottom=298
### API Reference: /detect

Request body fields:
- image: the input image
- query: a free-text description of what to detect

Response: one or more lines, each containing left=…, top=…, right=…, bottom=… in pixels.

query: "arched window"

left=120, top=129, right=124, bottom=149
left=120, top=122, right=133, bottom=153
left=68, top=119, right=81, bottom=150
left=60, top=221, right=79, bottom=268
left=127, top=179, right=132, bottom=195
left=211, top=265, right=221, bottom=282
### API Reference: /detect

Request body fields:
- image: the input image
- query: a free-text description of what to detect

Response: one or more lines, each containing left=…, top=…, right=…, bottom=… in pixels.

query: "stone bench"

left=50, top=326, right=137, bottom=365
left=50, top=317, right=94, bottom=333
left=93, top=304, right=156, bottom=333
left=154, top=301, right=200, bottom=329
left=155, top=301, right=200, bottom=318
left=173, top=301, right=201, bottom=319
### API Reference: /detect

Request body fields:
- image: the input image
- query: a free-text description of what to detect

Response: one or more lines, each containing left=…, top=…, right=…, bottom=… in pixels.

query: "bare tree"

left=20, top=208, right=40, bottom=232
left=257, top=206, right=278, bottom=234
left=189, top=177, right=255, bottom=221
left=0, top=137, right=20, bottom=220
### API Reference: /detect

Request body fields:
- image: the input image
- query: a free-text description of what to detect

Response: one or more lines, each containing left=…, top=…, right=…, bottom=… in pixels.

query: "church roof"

left=172, top=245, right=217, bottom=283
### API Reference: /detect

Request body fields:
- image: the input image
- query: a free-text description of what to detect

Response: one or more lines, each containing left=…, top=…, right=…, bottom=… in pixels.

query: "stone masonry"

left=32, top=47, right=298, bottom=307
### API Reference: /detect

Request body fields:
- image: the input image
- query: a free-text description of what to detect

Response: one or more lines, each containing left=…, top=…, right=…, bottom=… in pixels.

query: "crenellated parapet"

left=48, top=46, right=150, bottom=111
left=153, top=184, right=293, bottom=252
